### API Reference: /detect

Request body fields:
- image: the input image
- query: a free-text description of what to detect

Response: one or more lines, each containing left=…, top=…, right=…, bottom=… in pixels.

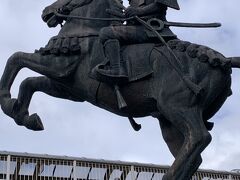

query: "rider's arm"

left=137, top=2, right=163, bottom=16
left=61, top=0, right=93, bottom=13
left=125, top=2, right=166, bottom=17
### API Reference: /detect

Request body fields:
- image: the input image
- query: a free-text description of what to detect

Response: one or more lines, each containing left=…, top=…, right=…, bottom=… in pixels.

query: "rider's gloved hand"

left=125, top=7, right=142, bottom=17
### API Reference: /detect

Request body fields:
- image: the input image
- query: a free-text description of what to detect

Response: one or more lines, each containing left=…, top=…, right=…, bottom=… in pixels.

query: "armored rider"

left=95, top=0, right=180, bottom=83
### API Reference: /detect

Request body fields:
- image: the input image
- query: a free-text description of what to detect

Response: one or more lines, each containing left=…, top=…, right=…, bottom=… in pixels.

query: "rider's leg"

left=97, top=27, right=127, bottom=79
left=96, top=26, right=148, bottom=80
left=97, top=39, right=127, bottom=78
left=100, top=26, right=149, bottom=44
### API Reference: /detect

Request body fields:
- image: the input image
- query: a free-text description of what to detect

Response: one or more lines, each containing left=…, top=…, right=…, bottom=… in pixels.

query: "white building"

left=0, top=151, right=239, bottom=180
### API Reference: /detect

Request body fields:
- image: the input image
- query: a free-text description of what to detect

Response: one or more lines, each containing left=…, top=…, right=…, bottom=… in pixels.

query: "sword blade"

left=165, top=21, right=221, bottom=28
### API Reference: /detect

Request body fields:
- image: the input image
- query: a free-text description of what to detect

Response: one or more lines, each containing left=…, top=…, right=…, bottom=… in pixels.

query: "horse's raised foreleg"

left=0, top=52, right=27, bottom=125
left=0, top=52, right=44, bottom=103
left=0, top=52, right=25, bottom=98
left=0, top=52, right=77, bottom=129
left=2, top=76, right=74, bottom=131
left=0, top=51, right=67, bottom=98
left=158, top=115, right=203, bottom=179
left=159, top=107, right=211, bottom=180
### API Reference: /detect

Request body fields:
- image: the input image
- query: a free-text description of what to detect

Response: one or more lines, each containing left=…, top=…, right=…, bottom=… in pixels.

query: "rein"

left=55, top=12, right=134, bottom=21
left=55, top=12, right=221, bottom=29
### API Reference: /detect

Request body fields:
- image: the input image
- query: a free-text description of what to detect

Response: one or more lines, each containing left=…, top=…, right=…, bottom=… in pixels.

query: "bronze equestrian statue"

left=0, top=0, right=240, bottom=179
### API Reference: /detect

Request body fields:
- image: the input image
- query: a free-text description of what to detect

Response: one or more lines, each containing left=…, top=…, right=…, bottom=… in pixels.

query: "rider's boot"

left=96, top=39, right=128, bottom=83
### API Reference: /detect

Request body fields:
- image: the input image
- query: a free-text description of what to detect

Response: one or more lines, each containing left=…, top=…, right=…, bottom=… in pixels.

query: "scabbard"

left=165, top=21, right=221, bottom=28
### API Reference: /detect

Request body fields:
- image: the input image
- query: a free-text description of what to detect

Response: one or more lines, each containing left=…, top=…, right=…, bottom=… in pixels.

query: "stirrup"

left=94, top=64, right=128, bottom=84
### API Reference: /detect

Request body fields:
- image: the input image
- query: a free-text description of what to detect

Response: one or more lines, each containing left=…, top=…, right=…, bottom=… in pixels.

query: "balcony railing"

left=0, top=151, right=239, bottom=180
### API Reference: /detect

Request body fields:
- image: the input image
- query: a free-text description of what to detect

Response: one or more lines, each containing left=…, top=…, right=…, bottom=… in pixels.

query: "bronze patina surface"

left=0, top=0, right=240, bottom=179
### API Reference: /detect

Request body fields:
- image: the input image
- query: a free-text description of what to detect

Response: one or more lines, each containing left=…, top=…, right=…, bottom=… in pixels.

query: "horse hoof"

left=25, top=113, right=44, bottom=131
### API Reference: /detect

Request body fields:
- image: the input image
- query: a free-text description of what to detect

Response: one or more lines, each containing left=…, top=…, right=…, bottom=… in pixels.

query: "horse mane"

left=167, top=40, right=231, bottom=73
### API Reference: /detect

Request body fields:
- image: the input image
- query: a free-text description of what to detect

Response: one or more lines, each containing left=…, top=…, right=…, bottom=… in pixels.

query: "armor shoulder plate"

left=155, top=0, right=180, bottom=10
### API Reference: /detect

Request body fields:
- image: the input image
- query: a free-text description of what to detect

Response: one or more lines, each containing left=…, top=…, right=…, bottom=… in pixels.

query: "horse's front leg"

left=0, top=52, right=24, bottom=99
left=2, top=76, right=75, bottom=131
left=0, top=51, right=53, bottom=102
left=0, top=52, right=27, bottom=124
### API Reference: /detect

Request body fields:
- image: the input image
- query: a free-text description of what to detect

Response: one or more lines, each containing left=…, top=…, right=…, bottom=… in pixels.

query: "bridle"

left=55, top=11, right=134, bottom=22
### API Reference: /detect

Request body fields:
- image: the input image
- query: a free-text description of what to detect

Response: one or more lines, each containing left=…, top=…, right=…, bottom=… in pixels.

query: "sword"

left=146, top=18, right=221, bottom=31
left=112, top=0, right=221, bottom=29
left=166, top=21, right=221, bottom=28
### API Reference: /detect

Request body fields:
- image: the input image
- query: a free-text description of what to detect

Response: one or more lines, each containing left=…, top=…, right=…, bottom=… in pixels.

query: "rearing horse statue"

left=0, top=0, right=240, bottom=179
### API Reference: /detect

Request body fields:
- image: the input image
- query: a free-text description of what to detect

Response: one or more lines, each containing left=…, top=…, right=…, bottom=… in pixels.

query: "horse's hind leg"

left=159, top=107, right=211, bottom=180
left=158, top=116, right=203, bottom=179
left=4, top=76, right=72, bottom=131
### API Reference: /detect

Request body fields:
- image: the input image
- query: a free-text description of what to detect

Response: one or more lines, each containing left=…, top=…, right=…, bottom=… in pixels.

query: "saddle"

left=90, top=40, right=155, bottom=82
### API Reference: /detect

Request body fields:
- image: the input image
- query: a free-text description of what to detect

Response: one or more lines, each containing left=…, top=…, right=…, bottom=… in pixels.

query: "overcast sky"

left=0, top=0, right=240, bottom=172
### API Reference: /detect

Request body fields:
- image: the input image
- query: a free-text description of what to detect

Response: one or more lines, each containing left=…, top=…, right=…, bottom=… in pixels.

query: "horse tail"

left=229, top=57, right=240, bottom=68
